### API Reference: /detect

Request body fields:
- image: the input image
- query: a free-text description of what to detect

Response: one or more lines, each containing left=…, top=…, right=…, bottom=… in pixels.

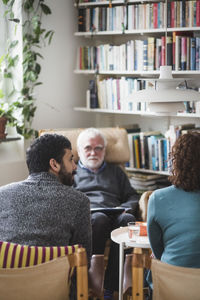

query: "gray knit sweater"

left=74, top=162, right=139, bottom=214
left=0, top=172, right=92, bottom=260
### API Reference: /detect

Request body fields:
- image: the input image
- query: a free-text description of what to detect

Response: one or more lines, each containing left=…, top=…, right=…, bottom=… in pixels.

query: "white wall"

left=32, top=0, right=96, bottom=130
left=0, top=0, right=110, bottom=186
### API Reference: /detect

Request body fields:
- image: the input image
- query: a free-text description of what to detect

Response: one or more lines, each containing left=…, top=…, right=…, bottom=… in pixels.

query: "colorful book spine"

left=166, top=36, right=173, bottom=66
left=197, top=0, right=200, bottom=26
left=182, top=0, right=186, bottom=27
left=143, top=39, right=148, bottom=71
left=133, top=135, right=141, bottom=169
left=153, top=3, right=158, bottom=28
left=151, top=136, right=159, bottom=171
left=161, top=36, right=166, bottom=66
left=167, top=1, right=171, bottom=28
left=171, top=1, right=175, bottom=28
left=181, top=36, right=187, bottom=70
left=162, top=139, right=169, bottom=171
left=148, top=37, right=155, bottom=71
left=190, top=37, right=196, bottom=71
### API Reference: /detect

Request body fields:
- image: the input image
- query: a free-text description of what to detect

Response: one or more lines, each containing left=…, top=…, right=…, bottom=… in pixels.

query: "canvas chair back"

left=0, top=247, right=88, bottom=300
left=152, top=259, right=200, bottom=300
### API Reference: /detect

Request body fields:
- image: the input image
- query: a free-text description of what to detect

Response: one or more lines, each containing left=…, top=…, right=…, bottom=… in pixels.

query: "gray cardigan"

left=0, top=172, right=92, bottom=260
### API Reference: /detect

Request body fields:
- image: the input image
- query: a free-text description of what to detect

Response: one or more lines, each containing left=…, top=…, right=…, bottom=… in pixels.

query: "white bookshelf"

left=74, top=0, right=200, bottom=175
left=74, top=69, right=200, bottom=76
left=75, top=0, right=162, bottom=7
left=74, top=107, right=200, bottom=118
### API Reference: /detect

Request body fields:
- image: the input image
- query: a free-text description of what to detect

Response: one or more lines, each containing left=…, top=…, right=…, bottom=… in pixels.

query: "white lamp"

left=129, top=66, right=200, bottom=113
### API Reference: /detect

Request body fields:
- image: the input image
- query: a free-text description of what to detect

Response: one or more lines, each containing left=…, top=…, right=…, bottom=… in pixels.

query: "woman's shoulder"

left=150, top=185, right=180, bottom=203
left=152, top=185, right=175, bottom=196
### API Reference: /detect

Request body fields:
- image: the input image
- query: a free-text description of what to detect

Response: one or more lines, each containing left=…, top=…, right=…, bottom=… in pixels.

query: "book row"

left=77, top=35, right=200, bottom=72
left=87, top=77, right=200, bottom=114
left=127, top=132, right=170, bottom=171
left=77, top=1, right=200, bottom=32
left=127, top=124, right=200, bottom=172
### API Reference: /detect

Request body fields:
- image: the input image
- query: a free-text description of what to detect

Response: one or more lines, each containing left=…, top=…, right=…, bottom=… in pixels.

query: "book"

left=150, top=135, right=164, bottom=171
left=161, top=36, right=166, bottom=66
left=155, top=38, right=162, bottom=70
left=181, top=36, right=187, bottom=70
left=143, top=39, right=148, bottom=71
left=129, top=182, right=158, bottom=191
left=148, top=37, right=155, bottom=71
left=190, top=37, right=196, bottom=70
left=89, top=79, right=98, bottom=108
left=181, top=127, right=200, bottom=135
left=128, top=171, right=166, bottom=181
left=78, top=9, right=86, bottom=32
left=166, top=36, right=173, bottom=66
left=128, top=133, right=135, bottom=168
left=133, top=135, right=141, bottom=168
left=129, top=178, right=158, bottom=186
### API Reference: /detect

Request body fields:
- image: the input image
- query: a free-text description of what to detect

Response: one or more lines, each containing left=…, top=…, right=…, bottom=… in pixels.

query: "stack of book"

left=128, top=172, right=169, bottom=193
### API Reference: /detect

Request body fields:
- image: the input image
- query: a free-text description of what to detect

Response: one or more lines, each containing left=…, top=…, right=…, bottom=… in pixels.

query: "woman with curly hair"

left=147, top=132, right=200, bottom=268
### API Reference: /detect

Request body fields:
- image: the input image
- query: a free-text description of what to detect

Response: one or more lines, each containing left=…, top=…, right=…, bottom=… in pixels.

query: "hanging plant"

left=1, top=0, right=54, bottom=139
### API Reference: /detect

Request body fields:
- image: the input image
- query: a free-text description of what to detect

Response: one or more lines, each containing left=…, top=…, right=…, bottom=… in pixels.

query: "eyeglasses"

left=84, top=146, right=104, bottom=153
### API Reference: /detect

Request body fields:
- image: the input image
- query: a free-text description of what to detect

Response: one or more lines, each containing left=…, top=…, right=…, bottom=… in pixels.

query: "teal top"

left=147, top=185, right=200, bottom=268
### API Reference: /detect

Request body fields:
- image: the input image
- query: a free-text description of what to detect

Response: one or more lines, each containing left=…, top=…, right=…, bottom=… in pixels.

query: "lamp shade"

left=127, top=66, right=200, bottom=113
left=132, top=88, right=200, bottom=103
left=148, top=102, right=185, bottom=113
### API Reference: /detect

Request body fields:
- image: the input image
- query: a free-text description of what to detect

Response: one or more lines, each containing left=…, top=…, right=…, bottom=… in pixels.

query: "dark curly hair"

left=169, top=132, right=200, bottom=191
left=26, top=134, right=71, bottom=174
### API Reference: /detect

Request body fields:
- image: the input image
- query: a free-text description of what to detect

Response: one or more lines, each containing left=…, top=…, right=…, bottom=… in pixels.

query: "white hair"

left=77, top=128, right=107, bottom=150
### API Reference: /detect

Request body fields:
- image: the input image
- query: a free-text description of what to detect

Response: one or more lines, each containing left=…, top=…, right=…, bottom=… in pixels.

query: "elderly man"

left=74, top=128, right=139, bottom=299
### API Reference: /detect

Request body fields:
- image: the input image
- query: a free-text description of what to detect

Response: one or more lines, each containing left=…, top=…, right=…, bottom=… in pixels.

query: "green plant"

left=0, top=102, right=17, bottom=125
left=1, top=0, right=54, bottom=139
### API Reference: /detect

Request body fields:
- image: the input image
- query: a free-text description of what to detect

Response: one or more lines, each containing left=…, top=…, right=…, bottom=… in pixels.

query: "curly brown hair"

left=169, top=132, right=200, bottom=191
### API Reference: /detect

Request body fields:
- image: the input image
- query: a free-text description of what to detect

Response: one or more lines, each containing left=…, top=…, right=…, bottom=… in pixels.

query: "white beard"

left=80, top=155, right=104, bottom=171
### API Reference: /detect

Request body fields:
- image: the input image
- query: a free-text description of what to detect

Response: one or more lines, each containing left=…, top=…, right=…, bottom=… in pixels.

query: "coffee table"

left=111, top=226, right=151, bottom=300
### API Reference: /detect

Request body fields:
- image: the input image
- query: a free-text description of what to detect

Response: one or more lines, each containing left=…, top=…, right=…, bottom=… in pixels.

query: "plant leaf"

left=40, top=3, right=51, bottom=15
left=8, top=18, right=20, bottom=23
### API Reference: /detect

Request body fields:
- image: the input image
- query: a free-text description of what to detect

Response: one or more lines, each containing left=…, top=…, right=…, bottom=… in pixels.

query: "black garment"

left=74, top=162, right=140, bottom=291
left=91, top=211, right=135, bottom=291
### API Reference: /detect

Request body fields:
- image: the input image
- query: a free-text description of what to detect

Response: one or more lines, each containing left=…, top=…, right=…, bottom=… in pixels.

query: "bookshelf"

left=74, top=0, right=200, bottom=175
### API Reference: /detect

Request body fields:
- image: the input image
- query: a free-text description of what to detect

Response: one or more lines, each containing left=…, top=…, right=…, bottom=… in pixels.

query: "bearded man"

left=0, top=134, right=92, bottom=261
left=74, top=128, right=139, bottom=300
